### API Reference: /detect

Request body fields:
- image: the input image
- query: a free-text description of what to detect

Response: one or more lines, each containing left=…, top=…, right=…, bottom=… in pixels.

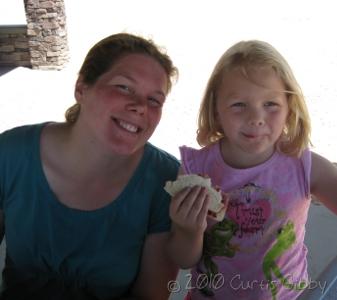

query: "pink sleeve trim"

left=179, top=145, right=191, bottom=174
left=301, top=148, right=312, bottom=198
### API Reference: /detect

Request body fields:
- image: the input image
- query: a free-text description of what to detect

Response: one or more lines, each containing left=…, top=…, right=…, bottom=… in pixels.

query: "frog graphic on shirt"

left=198, top=218, right=239, bottom=297
left=262, top=221, right=307, bottom=300
left=197, top=183, right=302, bottom=298
left=197, top=183, right=274, bottom=297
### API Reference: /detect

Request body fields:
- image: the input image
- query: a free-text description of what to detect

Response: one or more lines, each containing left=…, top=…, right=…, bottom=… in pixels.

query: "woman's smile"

left=112, top=117, right=141, bottom=134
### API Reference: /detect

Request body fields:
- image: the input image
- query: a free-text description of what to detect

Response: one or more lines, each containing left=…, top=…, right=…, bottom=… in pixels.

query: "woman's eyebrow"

left=110, top=74, right=166, bottom=97
left=111, top=74, right=135, bottom=82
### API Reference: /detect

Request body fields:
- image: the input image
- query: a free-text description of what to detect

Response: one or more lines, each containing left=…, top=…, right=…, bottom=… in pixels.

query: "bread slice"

left=164, top=174, right=225, bottom=221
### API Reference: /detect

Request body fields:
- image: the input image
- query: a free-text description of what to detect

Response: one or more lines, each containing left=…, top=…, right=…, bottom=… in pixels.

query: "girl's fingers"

left=170, top=186, right=209, bottom=222
left=179, top=186, right=205, bottom=215
left=196, top=194, right=210, bottom=225
left=187, top=187, right=209, bottom=219
left=169, top=186, right=202, bottom=221
left=221, top=192, right=230, bottom=211
left=170, top=187, right=192, bottom=214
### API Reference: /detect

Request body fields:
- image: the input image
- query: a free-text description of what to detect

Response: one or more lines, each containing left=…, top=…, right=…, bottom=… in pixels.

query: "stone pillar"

left=24, top=0, right=69, bottom=70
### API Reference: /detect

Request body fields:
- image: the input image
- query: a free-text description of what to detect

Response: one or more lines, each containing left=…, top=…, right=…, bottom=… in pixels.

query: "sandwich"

left=164, top=174, right=226, bottom=221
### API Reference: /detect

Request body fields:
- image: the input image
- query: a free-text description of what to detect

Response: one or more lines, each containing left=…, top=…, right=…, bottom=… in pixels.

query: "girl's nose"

left=248, top=110, right=265, bottom=126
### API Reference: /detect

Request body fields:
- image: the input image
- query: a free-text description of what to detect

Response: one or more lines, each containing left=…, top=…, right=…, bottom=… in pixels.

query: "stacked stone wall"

left=0, top=1, right=69, bottom=70
left=0, top=25, right=31, bottom=67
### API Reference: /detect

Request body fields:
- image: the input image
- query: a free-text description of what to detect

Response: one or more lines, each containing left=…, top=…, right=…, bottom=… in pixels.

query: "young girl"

left=167, top=40, right=337, bottom=299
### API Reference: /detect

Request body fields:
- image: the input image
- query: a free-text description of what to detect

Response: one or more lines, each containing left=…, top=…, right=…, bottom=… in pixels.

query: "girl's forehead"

left=226, top=64, right=277, bottom=78
left=219, top=65, right=285, bottom=91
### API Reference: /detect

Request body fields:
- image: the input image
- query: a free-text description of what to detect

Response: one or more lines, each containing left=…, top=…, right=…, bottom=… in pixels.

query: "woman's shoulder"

left=145, top=143, right=180, bottom=178
left=0, top=123, right=48, bottom=184
left=146, top=143, right=180, bottom=165
left=0, top=122, right=47, bottom=145
left=0, top=123, right=49, bottom=157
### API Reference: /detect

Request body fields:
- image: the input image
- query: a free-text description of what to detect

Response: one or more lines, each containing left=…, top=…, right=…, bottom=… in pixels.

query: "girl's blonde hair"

left=197, top=40, right=311, bottom=157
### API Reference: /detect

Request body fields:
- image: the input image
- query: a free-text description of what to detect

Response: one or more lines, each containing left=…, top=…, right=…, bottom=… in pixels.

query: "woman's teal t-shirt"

left=0, top=123, right=179, bottom=299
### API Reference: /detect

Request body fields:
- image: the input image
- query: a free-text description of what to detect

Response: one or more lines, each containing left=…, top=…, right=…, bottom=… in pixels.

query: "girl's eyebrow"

left=263, top=92, right=287, bottom=101
left=223, top=92, right=242, bottom=100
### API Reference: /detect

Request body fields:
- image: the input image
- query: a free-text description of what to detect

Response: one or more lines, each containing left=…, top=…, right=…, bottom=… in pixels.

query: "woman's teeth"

left=118, top=120, right=138, bottom=133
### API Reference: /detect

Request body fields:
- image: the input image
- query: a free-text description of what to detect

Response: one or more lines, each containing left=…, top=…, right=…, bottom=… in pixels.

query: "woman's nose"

left=128, top=94, right=147, bottom=115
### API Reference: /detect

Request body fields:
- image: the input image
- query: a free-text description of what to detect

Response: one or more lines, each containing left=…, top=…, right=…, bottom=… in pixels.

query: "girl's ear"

left=74, top=77, right=88, bottom=103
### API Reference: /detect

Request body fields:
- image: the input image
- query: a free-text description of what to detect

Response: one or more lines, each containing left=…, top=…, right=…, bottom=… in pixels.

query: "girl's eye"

left=231, top=102, right=246, bottom=108
left=265, top=101, right=281, bottom=111
left=264, top=101, right=278, bottom=107
left=230, top=102, right=246, bottom=110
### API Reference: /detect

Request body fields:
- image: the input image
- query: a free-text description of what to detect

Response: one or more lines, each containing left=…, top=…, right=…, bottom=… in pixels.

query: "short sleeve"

left=179, top=145, right=198, bottom=174
left=148, top=189, right=172, bottom=234
left=179, top=145, right=211, bottom=175
left=0, top=123, right=45, bottom=210
left=146, top=144, right=180, bottom=234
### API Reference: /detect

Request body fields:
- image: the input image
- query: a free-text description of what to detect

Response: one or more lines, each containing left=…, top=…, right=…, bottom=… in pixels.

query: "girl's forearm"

left=167, top=227, right=204, bottom=269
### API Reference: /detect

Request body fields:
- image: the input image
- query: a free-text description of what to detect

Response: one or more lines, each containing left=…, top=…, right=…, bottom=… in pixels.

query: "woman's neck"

left=42, top=122, right=144, bottom=183
left=40, top=122, right=145, bottom=210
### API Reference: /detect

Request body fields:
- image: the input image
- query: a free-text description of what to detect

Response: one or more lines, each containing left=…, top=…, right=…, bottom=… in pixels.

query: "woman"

left=0, top=33, right=179, bottom=299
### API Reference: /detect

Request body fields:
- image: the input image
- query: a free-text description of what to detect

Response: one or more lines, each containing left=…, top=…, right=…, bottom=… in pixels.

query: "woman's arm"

left=129, top=232, right=179, bottom=300
left=310, top=152, right=337, bottom=215
left=0, top=210, right=4, bottom=244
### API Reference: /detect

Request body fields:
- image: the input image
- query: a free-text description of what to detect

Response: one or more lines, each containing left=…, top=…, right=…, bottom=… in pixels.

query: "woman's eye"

left=116, top=84, right=132, bottom=93
left=148, top=97, right=163, bottom=107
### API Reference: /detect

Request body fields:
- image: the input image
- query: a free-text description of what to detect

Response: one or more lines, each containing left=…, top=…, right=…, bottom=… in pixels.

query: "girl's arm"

left=167, top=185, right=210, bottom=269
left=310, top=152, right=337, bottom=215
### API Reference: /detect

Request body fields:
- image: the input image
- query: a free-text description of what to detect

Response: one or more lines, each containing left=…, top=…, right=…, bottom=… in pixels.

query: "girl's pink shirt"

left=180, top=142, right=311, bottom=300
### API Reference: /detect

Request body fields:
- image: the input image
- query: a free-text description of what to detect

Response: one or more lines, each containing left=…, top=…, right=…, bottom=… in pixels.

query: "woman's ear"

left=74, top=77, right=88, bottom=103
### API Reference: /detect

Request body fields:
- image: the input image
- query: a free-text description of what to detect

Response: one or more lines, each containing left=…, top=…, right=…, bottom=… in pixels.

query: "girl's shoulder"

left=275, top=148, right=311, bottom=168
left=179, top=143, right=218, bottom=157
left=310, top=151, right=337, bottom=209
left=179, top=143, right=220, bottom=174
